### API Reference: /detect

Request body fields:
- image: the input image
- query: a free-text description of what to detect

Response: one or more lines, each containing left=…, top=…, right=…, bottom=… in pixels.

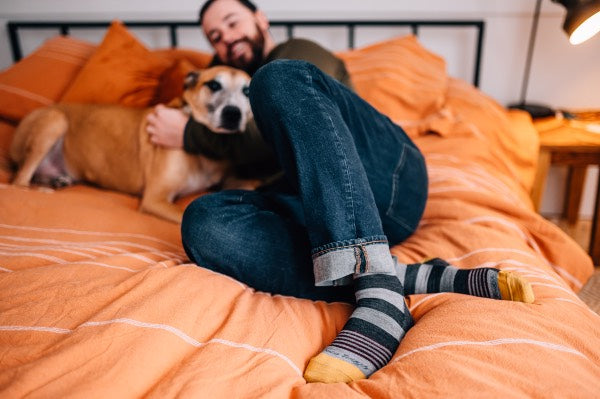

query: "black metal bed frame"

left=7, top=19, right=485, bottom=87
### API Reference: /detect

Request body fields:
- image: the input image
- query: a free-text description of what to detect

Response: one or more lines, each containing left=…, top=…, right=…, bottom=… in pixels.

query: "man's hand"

left=146, top=104, right=188, bottom=149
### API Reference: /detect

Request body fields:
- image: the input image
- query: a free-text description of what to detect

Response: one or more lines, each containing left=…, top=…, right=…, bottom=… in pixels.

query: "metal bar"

left=169, top=24, right=177, bottom=48
left=473, top=21, right=485, bottom=88
left=6, top=19, right=486, bottom=86
left=519, top=0, right=542, bottom=104
left=5, top=19, right=485, bottom=29
left=7, top=22, right=22, bottom=62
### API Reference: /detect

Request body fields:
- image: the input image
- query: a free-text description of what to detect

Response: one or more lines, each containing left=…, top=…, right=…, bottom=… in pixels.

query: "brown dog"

left=10, top=66, right=253, bottom=223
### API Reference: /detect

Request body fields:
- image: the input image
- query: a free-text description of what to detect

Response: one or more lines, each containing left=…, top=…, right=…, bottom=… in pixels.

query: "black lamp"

left=510, top=0, right=600, bottom=118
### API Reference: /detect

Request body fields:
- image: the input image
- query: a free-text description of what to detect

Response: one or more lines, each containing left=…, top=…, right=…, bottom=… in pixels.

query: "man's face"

left=202, top=0, right=268, bottom=73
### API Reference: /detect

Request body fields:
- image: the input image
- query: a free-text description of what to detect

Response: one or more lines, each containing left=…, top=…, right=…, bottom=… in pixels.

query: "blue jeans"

left=181, top=60, right=428, bottom=303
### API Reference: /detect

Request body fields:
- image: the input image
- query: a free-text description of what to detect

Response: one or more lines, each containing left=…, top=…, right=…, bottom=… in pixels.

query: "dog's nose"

left=221, top=105, right=242, bottom=130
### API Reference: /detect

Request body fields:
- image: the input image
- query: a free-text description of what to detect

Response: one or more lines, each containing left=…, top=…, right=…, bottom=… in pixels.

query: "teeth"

left=231, top=42, right=247, bottom=57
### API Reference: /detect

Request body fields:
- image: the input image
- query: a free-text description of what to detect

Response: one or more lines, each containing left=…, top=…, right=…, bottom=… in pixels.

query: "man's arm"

left=145, top=104, right=280, bottom=179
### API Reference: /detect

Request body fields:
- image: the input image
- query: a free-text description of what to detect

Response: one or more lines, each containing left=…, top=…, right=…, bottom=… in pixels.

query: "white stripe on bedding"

left=0, top=244, right=96, bottom=259
left=409, top=293, right=446, bottom=312
left=0, top=83, right=53, bottom=104
left=0, top=242, right=182, bottom=260
left=0, top=251, right=67, bottom=264
left=36, top=51, right=88, bottom=65
left=0, top=242, right=116, bottom=257
left=463, top=216, right=545, bottom=259
left=393, top=338, right=590, bottom=363
left=426, top=152, right=523, bottom=195
left=0, top=325, right=71, bottom=334
left=550, top=298, right=600, bottom=319
left=531, top=282, right=579, bottom=298
left=446, top=248, right=538, bottom=263
left=0, top=235, right=185, bottom=258
left=0, top=239, right=185, bottom=266
left=552, top=265, right=584, bottom=289
left=428, top=164, right=517, bottom=200
left=0, top=318, right=302, bottom=377
left=0, top=223, right=181, bottom=251
left=70, top=261, right=159, bottom=273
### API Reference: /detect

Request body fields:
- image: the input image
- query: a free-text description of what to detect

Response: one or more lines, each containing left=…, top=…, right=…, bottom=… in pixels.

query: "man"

left=146, top=0, right=534, bottom=384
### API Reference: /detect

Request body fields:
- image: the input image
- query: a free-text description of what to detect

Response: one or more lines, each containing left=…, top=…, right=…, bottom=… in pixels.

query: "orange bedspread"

left=1, top=32, right=600, bottom=398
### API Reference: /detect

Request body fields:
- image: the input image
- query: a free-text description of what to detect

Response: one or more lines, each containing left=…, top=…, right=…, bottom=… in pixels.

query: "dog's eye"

left=242, top=86, right=250, bottom=97
left=204, top=80, right=222, bottom=92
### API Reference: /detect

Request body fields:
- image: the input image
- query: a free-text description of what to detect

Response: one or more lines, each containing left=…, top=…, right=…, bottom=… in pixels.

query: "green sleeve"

left=183, top=117, right=280, bottom=179
left=265, top=38, right=354, bottom=90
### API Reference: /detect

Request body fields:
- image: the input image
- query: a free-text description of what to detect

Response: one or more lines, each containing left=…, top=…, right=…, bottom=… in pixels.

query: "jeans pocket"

left=385, top=143, right=428, bottom=238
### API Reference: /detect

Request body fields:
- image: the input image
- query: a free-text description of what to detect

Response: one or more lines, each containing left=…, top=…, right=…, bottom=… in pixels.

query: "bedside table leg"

left=531, top=149, right=551, bottom=211
left=564, top=166, right=587, bottom=225
left=590, top=173, right=600, bottom=265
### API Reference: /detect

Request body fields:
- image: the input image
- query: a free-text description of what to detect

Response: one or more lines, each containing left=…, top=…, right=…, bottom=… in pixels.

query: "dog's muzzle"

left=220, top=105, right=243, bottom=131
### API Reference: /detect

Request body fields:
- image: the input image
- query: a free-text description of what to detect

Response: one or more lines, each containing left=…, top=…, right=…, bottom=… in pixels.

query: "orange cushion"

left=61, top=21, right=172, bottom=107
left=152, top=48, right=212, bottom=69
left=0, top=120, right=16, bottom=183
left=153, top=58, right=198, bottom=105
left=338, top=35, right=448, bottom=122
left=0, top=36, right=96, bottom=122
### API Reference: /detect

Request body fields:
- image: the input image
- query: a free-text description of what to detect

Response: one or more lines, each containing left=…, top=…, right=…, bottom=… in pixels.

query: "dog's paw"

left=50, top=175, right=74, bottom=189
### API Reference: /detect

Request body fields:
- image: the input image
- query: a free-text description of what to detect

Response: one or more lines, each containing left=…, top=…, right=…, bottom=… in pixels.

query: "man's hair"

left=198, top=0, right=258, bottom=24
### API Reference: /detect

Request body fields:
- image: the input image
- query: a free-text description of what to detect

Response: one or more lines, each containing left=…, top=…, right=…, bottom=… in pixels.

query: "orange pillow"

left=153, top=58, right=198, bottom=105
left=0, top=36, right=96, bottom=122
left=152, top=48, right=212, bottom=69
left=0, top=120, right=16, bottom=183
left=61, top=21, right=171, bottom=107
left=338, top=35, right=448, bottom=122
left=151, top=49, right=213, bottom=105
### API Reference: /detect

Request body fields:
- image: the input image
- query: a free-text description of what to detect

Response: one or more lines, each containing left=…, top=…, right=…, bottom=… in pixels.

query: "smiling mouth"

left=228, top=40, right=251, bottom=60
left=231, top=42, right=247, bottom=57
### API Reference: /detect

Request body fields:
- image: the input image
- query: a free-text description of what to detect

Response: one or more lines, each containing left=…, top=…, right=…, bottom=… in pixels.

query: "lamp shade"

left=554, top=0, right=600, bottom=44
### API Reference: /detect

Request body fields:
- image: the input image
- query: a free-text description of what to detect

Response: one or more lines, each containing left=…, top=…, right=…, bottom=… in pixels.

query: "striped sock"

left=304, top=273, right=413, bottom=383
left=396, top=257, right=534, bottom=303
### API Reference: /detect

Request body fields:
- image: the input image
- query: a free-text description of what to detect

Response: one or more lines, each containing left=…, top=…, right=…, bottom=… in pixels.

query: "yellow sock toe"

left=498, top=270, right=535, bottom=303
left=304, top=353, right=366, bottom=383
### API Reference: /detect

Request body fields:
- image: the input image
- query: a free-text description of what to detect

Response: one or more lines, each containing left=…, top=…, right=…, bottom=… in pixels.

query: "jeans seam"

left=385, top=144, right=417, bottom=231
left=312, top=239, right=388, bottom=258
left=386, top=143, right=407, bottom=218
left=306, top=66, right=357, bottom=237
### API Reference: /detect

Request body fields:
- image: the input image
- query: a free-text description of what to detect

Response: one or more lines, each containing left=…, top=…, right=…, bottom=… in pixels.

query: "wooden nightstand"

left=531, top=115, right=600, bottom=264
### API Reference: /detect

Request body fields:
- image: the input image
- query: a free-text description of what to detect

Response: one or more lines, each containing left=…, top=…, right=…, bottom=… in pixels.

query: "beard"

left=225, top=24, right=266, bottom=75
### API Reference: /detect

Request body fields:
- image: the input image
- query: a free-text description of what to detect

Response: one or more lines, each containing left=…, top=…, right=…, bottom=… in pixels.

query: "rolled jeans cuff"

left=312, top=236, right=395, bottom=286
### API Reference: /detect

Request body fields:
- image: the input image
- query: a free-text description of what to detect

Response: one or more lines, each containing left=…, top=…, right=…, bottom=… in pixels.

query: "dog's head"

left=182, top=66, right=252, bottom=134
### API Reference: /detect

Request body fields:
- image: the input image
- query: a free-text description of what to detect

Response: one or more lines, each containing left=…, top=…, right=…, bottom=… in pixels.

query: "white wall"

left=1, top=0, right=599, bottom=216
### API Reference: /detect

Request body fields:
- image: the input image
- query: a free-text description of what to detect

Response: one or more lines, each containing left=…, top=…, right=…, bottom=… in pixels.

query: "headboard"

left=7, top=19, right=485, bottom=87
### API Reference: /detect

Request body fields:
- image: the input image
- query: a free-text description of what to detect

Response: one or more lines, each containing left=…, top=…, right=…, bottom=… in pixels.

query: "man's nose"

left=222, top=29, right=238, bottom=45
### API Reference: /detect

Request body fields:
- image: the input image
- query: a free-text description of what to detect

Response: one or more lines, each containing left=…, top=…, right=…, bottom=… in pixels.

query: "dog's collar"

left=180, top=99, right=192, bottom=117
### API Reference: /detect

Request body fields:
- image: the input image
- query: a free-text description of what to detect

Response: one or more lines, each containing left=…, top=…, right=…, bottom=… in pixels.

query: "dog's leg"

left=140, top=182, right=185, bottom=223
left=11, top=109, right=68, bottom=186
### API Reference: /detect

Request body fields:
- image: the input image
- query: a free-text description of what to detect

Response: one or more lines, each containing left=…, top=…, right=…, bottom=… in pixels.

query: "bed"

left=1, top=18, right=599, bottom=398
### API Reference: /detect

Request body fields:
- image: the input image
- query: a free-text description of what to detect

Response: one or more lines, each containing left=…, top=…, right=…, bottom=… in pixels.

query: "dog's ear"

left=184, top=71, right=200, bottom=90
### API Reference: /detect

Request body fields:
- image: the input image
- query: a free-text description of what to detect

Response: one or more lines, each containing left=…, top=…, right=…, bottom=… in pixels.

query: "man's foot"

left=397, top=257, right=534, bottom=303
left=304, top=273, right=413, bottom=383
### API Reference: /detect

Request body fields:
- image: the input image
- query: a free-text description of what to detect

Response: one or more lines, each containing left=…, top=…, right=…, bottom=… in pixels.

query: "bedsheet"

left=1, top=109, right=599, bottom=398
left=1, top=32, right=600, bottom=398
